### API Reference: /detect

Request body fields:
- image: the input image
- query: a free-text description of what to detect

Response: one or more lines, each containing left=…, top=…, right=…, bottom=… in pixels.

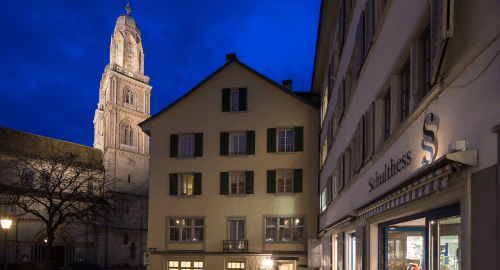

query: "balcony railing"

left=223, top=240, right=248, bottom=252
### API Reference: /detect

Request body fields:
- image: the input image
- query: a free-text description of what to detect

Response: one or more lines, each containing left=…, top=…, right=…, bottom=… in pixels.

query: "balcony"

left=223, top=240, right=248, bottom=253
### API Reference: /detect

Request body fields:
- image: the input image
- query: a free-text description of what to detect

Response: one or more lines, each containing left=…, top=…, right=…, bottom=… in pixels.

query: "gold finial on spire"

left=126, top=2, right=131, bottom=15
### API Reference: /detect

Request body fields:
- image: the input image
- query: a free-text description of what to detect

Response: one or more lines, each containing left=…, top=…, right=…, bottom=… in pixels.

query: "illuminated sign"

left=421, top=113, right=436, bottom=165
left=369, top=151, right=411, bottom=192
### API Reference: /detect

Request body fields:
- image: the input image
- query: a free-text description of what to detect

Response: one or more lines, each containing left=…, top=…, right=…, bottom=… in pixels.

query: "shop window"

left=227, top=262, right=245, bottom=269
left=168, top=261, right=203, bottom=270
left=346, top=232, right=357, bottom=270
left=429, top=216, right=461, bottom=270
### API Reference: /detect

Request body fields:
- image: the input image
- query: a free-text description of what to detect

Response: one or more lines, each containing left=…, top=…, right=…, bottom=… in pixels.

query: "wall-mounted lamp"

left=263, top=257, right=273, bottom=267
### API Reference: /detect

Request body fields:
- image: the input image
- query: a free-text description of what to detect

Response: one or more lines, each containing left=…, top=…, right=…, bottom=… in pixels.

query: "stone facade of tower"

left=94, top=7, right=151, bottom=193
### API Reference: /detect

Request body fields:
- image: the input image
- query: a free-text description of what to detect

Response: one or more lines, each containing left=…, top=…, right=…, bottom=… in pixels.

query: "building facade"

left=140, top=54, right=319, bottom=270
left=311, top=0, right=500, bottom=269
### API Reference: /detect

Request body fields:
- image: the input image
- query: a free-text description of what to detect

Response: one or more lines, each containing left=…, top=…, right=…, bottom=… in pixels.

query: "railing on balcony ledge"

left=223, top=240, right=248, bottom=253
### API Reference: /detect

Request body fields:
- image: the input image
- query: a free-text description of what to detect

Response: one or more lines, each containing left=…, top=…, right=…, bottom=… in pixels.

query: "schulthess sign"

left=369, top=150, right=412, bottom=192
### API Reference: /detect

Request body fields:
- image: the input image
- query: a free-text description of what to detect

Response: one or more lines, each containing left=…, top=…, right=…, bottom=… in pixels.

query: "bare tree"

left=0, top=138, right=132, bottom=268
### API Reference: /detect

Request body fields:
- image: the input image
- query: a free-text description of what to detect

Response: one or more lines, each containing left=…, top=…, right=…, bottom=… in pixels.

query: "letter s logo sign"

left=422, top=113, right=435, bottom=165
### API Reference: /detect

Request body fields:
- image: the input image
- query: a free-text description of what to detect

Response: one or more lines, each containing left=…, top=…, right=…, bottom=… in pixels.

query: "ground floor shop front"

left=146, top=252, right=313, bottom=270
left=318, top=155, right=497, bottom=270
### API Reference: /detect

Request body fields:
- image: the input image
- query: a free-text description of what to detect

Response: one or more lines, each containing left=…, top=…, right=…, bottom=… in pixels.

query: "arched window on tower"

left=125, top=89, right=134, bottom=104
left=124, top=124, right=134, bottom=146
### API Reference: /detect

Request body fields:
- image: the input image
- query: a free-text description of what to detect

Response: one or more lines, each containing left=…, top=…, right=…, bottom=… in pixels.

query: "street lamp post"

left=1, top=219, right=12, bottom=270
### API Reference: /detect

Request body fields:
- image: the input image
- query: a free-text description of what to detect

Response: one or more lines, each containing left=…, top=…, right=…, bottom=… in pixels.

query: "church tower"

left=94, top=4, right=151, bottom=193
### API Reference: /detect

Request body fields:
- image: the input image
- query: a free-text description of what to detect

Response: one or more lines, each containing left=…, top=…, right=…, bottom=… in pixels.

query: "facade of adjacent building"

left=0, top=5, right=150, bottom=269
left=140, top=54, right=319, bottom=270
left=311, top=0, right=500, bottom=270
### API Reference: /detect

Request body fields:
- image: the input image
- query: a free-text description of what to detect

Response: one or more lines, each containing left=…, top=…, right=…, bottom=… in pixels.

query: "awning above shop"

left=318, top=214, right=355, bottom=236
left=357, top=150, right=477, bottom=220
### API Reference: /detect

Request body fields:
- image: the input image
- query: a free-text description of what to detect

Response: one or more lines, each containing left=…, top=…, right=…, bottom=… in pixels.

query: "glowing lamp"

left=263, top=258, right=273, bottom=267
left=1, top=219, right=12, bottom=229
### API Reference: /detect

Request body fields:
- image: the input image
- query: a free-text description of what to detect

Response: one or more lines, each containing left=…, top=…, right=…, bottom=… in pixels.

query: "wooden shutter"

left=239, top=88, right=247, bottom=111
left=220, top=172, right=229, bottom=195
left=337, top=153, right=344, bottom=192
left=267, top=170, right=276, bottom=193
left=326, top=176, right=332, bottom=205
left=364, top=0, right=374, bottom=53
left=220, top=132, right=229, bottom=156
left=327, top=119, right=332, bottom=150
left=355, top=226, right=365, bottom=270
left=247, top=130, right=255, bottom=155
left=245, top=171, right=254, bottom=194
left=430, top=0, right=453, bottom=84
left=337, top=232, right=344, bottom=270
left=354, top=17, right=361, bottom=76
left=169, top=173, right=178, bottom=196
left=337, top=0, right=345, bottom=54
left=338, top=78, right=345, bottom=124
left=222, top=88, right=230, bottom=112
left=364, top=102, right=375, bottom=163
left=294, top=169, right=303, bottom=193
left=170, top=134, right=178, bottom=157
left=350, top=138, right=357, bottom=181
left=194, top=133, right=203, bottom=157
left=193, top=173, right=202, bottom=195
left=356, top=115, right=364, bottom=172
left=294, top=126, right=304, bottom=152
left=267, top=128, right=277, bottom=153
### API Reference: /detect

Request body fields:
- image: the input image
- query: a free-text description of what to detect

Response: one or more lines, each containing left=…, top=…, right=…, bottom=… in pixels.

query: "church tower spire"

left=93, top=4, right=151, bottom=192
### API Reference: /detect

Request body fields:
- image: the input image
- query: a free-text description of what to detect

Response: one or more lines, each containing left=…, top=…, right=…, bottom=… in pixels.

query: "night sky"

left=0, top=1, right=320, bottom=147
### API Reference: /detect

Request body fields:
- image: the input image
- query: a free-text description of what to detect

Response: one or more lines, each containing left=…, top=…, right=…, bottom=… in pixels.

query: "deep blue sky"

left=0, top=1, right=320, bottom=147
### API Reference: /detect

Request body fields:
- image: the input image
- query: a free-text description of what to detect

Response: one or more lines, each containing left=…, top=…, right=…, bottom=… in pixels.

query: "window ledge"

left=176, top=156, right=196, bottom=160
left=273, top=193, right=295, bottom=196
left=175, top=195, right=196, bottom=198
left=227, top=154, right=248, bottom=158
left=226, top=194, right=248, bottom=197
left=274, top=151, right=297, bottom=155
left=228, top=110, right=249, bottom=114
left=167, top=241, right=204, bottom=243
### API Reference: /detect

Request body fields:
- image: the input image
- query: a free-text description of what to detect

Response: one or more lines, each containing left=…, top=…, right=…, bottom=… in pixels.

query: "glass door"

left=429, top=216, right=461, bottom=270
left=385, top=228, right=425, bottom=270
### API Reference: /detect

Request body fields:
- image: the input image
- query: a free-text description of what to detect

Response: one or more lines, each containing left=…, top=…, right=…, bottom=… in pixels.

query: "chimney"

left=282, top=79, right=292, bottom=91
left=226, top=53, right=237, bottom=62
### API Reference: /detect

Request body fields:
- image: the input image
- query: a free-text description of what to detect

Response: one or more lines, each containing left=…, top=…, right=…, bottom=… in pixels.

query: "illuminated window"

left=123, top=124, right=134, bottom=146
left=277, top=129, right=294, bottom=152
left=179, top=174, right=194, bottom=196
left=277, top=170, right=293, bottom=193
left=180, top=135, right=195, bottom=158
left=168, top=260, right=203, bottom=270
left=227, top=262, right=245, bottom=269
left=169, top=218, right=204, bottom=242
left=320, top=188, right=327, bottom=212
left=346, top=232, right=357, bottom=270
left=230, top=133, right=247, bottom=155
left=265, top=217, right=304, bottom=242
left=230, top=172, right=246, bottom=194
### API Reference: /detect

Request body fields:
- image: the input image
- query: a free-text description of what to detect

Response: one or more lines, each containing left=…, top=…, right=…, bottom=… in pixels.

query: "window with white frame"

left=169, top=218, right=204, bottom=242
left=277, top=170, right=293, bottom=193
left=168, top=261, right=203, bottom=270
left=230, top=172, right=246, bottom=194
left=228, top=218, right=245, bottom=241
left=227, top=262, right=245, bottom=269
left=320, top=187, right=327, bottom=212
left=180, top=174, right=194, bottom=196
left=265, top=217, right=304, bottom=242
left=180, top=135, right=195, bottom=158
left=230, top=133, right=247, bottom=155
left=231, top=89, right=240, bottom=112
left=277, top=129, right=294, bottom=152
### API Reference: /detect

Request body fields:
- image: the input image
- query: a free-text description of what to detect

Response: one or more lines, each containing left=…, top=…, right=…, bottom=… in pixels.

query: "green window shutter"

left=267, top=128, right=276, bottom=153
left=245, top=171, right=254, bottom=194
left=170, top=134, right=178, bottom=157
left=220, top=132, right=229, bottom=156
left=194, top=173, right=202, bottom=195
left=247, top=130, right=255, bottom=155
left=294, top=169, right=303, bottom=193
left=267, top=170, right=276, bottom=193
left=294, top=126, right=304, bottom=152
left=169, top=173, right=178, bottom=196
left=222, top=88, right=230, bottom=112
left=194, top=133, right=203, bottom=157
left=239, top=88, right=247, bottom=111
left=220, top=172, right=229, bottom=195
